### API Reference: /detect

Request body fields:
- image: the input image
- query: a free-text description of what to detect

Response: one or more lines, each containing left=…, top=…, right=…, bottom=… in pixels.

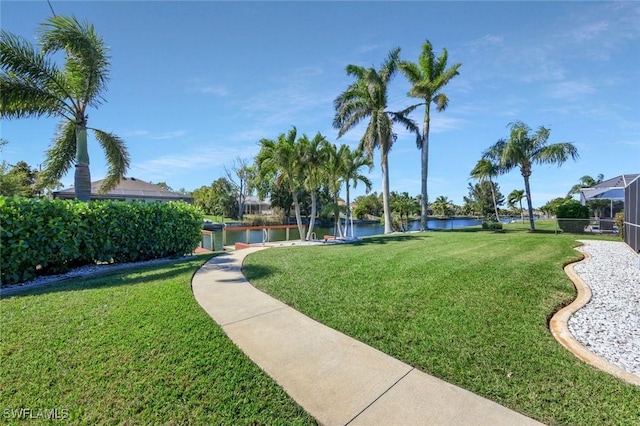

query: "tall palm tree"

left=398, top=40, right=461, bottom=231
left=333, top=48, right=419, bottom=234
left=256, top=127, right=305, bottom=239
left=1, top=15, right=129, bottom=201
left=483, top=121, right=579, bottom=231
left=298, top=132, right=330, bottom=240
left=341, top=146, right=372, bottom=238
left=507, top=189, right=526, bottom=223
left=470, top=158, right=501, bottom=221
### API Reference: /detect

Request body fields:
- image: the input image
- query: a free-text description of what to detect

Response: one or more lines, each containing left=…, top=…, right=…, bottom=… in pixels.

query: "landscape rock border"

left=550, top=242, right=640, bottom=386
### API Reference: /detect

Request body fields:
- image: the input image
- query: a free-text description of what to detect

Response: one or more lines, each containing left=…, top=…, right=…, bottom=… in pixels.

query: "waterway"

left=201, top=217, right=516, bottom=250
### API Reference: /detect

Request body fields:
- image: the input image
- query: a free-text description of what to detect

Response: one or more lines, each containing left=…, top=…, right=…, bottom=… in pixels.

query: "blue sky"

left=2, top=1, right=639, bottom=207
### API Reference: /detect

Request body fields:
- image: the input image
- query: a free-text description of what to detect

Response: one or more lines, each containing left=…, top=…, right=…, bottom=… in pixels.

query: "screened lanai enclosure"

left=624, top=175, right=639, bottom=252
left=580, top=174, right=640, bottom=252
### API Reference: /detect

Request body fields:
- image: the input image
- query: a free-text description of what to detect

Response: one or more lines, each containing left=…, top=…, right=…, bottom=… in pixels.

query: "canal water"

left=202, top=218, right=512, bottom=250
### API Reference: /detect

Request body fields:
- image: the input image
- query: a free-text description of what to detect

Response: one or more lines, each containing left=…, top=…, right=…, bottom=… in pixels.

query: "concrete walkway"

left=192, top=247, right=543, bottom=425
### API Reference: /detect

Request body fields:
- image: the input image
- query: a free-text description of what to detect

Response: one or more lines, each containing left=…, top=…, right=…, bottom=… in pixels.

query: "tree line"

left=2, top=15, right=584, bottom=235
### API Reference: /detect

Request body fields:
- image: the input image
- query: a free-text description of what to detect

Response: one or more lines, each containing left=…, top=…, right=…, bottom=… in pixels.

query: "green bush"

left=1, top=197, right=203, bottom=285
left=481, top=220, right=503, bottom=230
left=556, top=200, right=590, bottom=233
left=0, top=197, right=80, bottom=284
left=615, top=211, right=624, bottom=239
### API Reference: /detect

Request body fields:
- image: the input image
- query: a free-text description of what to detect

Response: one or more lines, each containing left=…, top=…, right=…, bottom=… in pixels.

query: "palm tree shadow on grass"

left=242, top=264, right=280, bottom=281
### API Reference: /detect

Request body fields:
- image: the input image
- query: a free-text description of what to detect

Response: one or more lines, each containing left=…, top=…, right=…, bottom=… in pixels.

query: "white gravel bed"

left=567, top=240, right=640, bottom=376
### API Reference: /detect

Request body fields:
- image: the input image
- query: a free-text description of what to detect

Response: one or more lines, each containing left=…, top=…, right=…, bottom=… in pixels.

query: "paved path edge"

left=192, top=247, right=543, bottom=425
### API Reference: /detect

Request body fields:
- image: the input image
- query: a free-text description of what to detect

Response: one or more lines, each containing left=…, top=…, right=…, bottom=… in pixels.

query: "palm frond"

left=379, top=47, right=400, bottom=83
left=397, top=102, right=424, bottom=117
left=470, top=158, right=499, bottom=181
left=0, top=30, right=72, bottom=119
left=38, top=15, right=110, bottom=109
left=418, top=40, right=435, bottom=80
left=93, top=128, right=130, bottom=193
left=39, top=120, right=76, bottom=186
left=535, top=143, right=580, bottom=166
left=388, top=110, right=420, bottom=145
left=397, top=60, right=421, bottom=86
left=433, top=93, right=449, bottom=112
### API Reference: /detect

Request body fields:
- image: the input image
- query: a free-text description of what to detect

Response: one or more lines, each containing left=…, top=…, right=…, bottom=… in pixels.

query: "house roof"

left=580, top=174, right=639, bottom=203
left=243, top=196, right=271, bottom=205
left=53, top=177, right=192, bottom=201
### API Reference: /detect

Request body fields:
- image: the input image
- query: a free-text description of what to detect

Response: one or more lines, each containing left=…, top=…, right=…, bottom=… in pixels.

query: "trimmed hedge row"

left=1, top=197, right=203, bottom=285
left=556, top=199, right=590, bottom=234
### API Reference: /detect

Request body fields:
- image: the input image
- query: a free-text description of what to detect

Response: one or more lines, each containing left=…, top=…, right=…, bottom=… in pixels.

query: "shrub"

left=556, top=200, right=590, bottom=233
left=1, top=198, right=203, bottom=285
left=0, top=197, right=80, bottom=284
left=481, top=221, right=503, bottom=230
left=615, top=210, right=624, bottom=239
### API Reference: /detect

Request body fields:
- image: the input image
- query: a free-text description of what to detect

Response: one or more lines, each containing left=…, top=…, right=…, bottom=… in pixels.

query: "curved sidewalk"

left=192, top=247, right=542, bottom=425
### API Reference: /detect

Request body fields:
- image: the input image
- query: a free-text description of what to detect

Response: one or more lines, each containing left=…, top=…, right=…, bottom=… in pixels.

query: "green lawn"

left=243, top=221, right=640, bottom=425
left=1, top=255, right=314, bottom=425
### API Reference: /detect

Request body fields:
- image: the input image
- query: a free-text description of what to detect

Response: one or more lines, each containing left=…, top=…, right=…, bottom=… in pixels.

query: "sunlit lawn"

left=1, top=255, right=314, bottom=425
left=244, top=221, right=639, bottom=425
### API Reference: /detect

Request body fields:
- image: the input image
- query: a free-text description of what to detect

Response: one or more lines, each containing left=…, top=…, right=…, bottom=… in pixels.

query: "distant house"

left=53, top=177, right=193, bottom=203
left=242, top=196, right=272, bottom=215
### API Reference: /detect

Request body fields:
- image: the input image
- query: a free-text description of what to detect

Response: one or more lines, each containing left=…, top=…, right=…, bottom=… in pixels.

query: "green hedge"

left=556, top=200, right=590, bottom=234
left=1, top=197, right=203, bottom=285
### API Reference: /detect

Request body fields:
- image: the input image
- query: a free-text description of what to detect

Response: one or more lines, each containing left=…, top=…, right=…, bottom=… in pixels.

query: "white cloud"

left=467, top=34, right=504, bottom=51
left=199, top=85, right=229, bottom=97
left=571, top=21, right=609, bottom=42
left=357, top=43, right=383, bottom=54
left=122, top=129, right=188, bottom=140
left=548, top=80, right=596, bottom=99
left=129, top=144, right=258, bottom=181
left=430, top=116, right=467, bottom=134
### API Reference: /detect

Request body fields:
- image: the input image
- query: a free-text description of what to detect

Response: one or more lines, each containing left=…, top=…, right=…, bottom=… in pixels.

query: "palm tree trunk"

left=345, top=182, right=351, bottom=238
left=74, top=124, right=91, bottom=201
left=291, top=189, right=305, bottom=240
left=381, top=153, right=393, bottom=234
left=519, top=200, right=524, bottom=223
left=523, top=175, right=535, bottom=231
left=238, top=181, right=244, bottom=219
left=306, top=190, right=317, bottom=240
left=489, top=178, right=500, bottom=221
left=420, top=114, right=430, bottom=231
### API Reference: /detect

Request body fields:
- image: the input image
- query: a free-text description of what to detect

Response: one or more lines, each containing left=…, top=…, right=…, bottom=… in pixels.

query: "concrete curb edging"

left=550, top=246, right=640, bottom=386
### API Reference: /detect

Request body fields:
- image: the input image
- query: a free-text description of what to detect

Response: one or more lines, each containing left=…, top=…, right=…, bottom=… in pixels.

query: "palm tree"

left=507, top=189, right=526, bottom=223
left=483, top=121, right=579, bottom=231
left=567, top=174, right=606, bottom=218
left=391, top=191, right=418, bottom=231
left=398, top=40, right=461, bottom=231
left=324, top=144, right=347, bottom=238
left=333, top=48, right=419, bottom=234
left=567, top=174, right=604, bottom=197
left=298, top=132, right=330, bottom=240
left=1, top=15, right=129, bottom=201
left=431, top=195, right=452, bottom=217
left=341, top=146, right=372, bottom=238
left=470, top=158, right=501, bottom=221
left=256, top=127, right=305, bottom=239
